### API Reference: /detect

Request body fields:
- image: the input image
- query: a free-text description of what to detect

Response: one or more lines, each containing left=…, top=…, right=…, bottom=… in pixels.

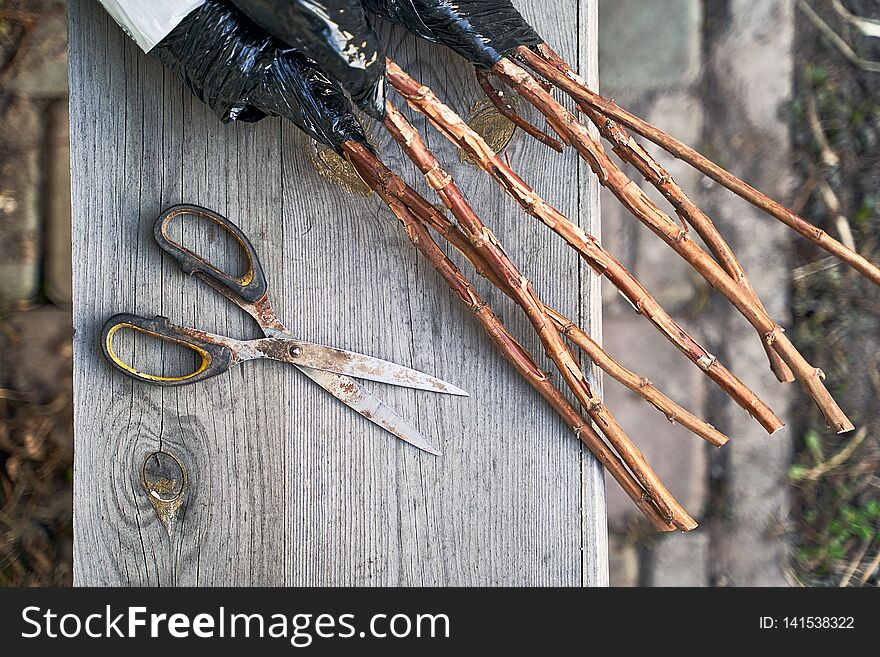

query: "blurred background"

left=0, top=0, right=877, bottom=586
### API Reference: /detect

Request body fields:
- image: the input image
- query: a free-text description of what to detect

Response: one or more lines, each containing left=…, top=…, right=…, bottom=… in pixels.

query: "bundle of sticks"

left=145, top=0, right=880, bottom=530
left=342, top=11, right=880, bottom=532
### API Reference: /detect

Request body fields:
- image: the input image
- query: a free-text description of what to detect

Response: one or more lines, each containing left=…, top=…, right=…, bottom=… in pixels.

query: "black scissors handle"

left=101, top=313, right=233, bottom=386
left=154, top=204, right=269, bottom=304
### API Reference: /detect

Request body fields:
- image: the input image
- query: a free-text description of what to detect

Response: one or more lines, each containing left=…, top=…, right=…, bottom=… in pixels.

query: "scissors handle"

left=101, top=313, right=233, bottom=386
left=154, top=204, right=269, bottom=304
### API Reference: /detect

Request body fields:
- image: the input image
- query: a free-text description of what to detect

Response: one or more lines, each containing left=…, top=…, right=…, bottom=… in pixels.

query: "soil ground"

left=789, top=0, right=880, bottom=587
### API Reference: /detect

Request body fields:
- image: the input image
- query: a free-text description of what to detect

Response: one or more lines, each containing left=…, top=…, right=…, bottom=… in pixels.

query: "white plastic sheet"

left=98, top=0, right=206, bottom=52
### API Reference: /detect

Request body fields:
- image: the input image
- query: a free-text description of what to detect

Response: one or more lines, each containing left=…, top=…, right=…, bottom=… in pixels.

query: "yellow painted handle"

left=101, top=314, right=232, bottom=386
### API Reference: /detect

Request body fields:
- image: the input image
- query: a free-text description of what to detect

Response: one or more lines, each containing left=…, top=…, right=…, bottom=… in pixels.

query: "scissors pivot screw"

left=288, top=346, right=303, bottom=358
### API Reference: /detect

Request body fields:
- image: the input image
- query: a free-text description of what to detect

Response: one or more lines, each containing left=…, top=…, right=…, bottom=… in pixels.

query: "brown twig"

left=385, top=58, right=784, bottom=435
left=378, top=124, right=729, bottom=448
left=517, top=43, right=880, bottom=287
left=411, top=201, right=729, bottom=448
left=382, top=102, right=698, bottom=528
left=398, top=163, right=729, bottom=447
left=475, top=69, right=563, bottom=152
left=542, top=308, right=729, bottom=447
left=577, top=103, right=795, bottom=383
left=393, top=186, right=729, bottom=448
left=341, top=140, right=681, bottom=531
left=490, top=56, right=853, bottom=433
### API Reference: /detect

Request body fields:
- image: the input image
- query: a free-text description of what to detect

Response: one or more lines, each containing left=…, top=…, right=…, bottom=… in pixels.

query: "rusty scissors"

left=101, top=204, right=467, bottom=455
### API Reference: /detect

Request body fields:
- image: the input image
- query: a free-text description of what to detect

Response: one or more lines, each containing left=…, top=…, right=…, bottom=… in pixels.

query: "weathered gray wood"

left=577, top=0, right=608, bottom=588
left=70, top=0, right=606, bottom=586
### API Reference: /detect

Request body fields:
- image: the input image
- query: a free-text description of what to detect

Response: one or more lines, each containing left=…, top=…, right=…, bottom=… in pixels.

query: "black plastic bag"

left=230, top=1, right=387, bottom=116
left=151, top=0, right=368, bottom=152
left=362, top=0, right=542, bottom=67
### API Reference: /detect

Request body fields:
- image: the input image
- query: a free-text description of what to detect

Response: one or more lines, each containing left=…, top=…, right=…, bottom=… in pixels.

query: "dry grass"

left=0, top=302, right=73, bottom=586
left=790, top=0, right=880, bottom=587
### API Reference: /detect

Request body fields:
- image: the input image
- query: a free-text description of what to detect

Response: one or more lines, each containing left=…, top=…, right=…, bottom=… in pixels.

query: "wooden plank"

left=570, top=2, right=608, bottom=586
left=70, top=0, right=605, bottom=586
left=577, top=0, right=609, bottom=588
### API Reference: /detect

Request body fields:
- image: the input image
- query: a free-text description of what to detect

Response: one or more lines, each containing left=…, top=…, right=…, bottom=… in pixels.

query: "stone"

left=608, top=533, right=641, bottom=587
left=0, top=98, right=42, bottom=303
left=601, top=0, right=796, bottom=582
left=599, top=187, right=638, bottom=307
left=599, top=0, right=702, bottom=95
left=45, top=100, right=72, bottom=305
left=631, top=227, right=704, bottom=314
left=650, top=531, right=709, bottom=586
left=697, top=0, right=795, bottom=587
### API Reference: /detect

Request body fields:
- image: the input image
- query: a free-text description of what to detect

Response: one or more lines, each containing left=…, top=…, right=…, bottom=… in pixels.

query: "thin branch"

left=475, top=68, right=564, bottom=152
left=791, top=427, right=869, bottom=482
left=806, top=92, right=841, bottom=168
left=839, top=536, right=873, bottom=587
left=397, top=172, right=730, bottom=448
left=383, top=58, right=784, bottom=435
left=517, top=43, right=880, bottom=287
left=799, top=0, right=880, bottom=72
left=543, top=307, right=729, bottom=447
left=380, top=106, right=696, bottom=527
left=578, top=102, right=794, bottom=383
left=860, top=546, right=880, bottom=585
left=831, top=0, right=880, bottom=38
left=492, top=54, right=853, bottom=433
left=342, top=140, right=680, bottom=531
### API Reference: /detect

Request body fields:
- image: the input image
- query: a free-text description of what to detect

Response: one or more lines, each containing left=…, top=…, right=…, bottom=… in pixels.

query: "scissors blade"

left=296, top=365, right=443, bottom=456
left=269, top=333, right=468, bottom=396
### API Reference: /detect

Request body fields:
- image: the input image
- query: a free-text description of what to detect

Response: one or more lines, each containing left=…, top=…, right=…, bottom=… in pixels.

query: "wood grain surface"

left=69, top=0, right=606, bottom=586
